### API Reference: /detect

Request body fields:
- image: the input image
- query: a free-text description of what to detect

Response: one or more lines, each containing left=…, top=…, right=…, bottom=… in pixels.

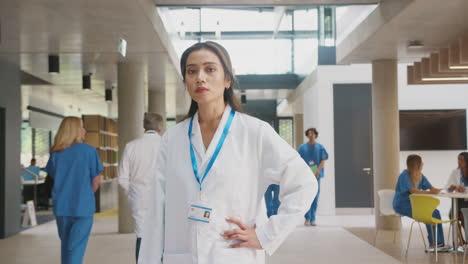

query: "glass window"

left=162, top=6, right=320, bottom=76
left=169, top=8, right=201, bottom=35
left=34, top=128, right=50, bottom=168
left=293, top=9, right=318, bottom=31
left=294, top=38, right=318, bottom=75
left=201, top=8, right=276, bottom=32
left=220, top=39, right=292, bottom=74
left=21, top=122, right=32, bottom=167
left=278, top=118, right=294, bottom=146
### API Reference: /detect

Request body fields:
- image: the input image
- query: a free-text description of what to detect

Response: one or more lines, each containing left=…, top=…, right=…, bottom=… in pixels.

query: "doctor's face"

left=184, top=49, right=231, bottom=106
left=458, top=155, right=465, bottom=169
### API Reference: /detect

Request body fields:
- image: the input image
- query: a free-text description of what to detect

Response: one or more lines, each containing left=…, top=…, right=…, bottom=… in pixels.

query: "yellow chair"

left=407, top=194, right=457, bottom=262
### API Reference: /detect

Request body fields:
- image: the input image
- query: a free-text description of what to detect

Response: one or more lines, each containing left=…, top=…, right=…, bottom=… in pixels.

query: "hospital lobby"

left=1, top=0, right=468, bottom=263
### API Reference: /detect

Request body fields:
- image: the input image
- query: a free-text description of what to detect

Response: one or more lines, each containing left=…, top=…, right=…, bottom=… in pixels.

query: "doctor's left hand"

left=222, top=217, right=262, bottom=249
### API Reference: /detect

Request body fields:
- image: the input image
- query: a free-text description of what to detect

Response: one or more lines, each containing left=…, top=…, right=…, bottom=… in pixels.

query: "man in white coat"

left=118, top=112, right=163, bottom=262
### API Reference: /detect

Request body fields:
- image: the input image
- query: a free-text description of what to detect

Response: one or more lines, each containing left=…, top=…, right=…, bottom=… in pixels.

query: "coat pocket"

left=212, top=248, right=257, bottom=264
left=163, top=253, right=192, bottom=264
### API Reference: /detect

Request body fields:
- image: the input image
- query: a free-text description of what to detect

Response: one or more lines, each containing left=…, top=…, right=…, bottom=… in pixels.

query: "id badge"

left=188, top=203, right=212, bottom=223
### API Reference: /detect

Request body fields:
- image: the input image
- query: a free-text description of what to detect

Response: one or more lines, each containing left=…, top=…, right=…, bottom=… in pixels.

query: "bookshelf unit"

left=82, top=115, right=118, bottom=212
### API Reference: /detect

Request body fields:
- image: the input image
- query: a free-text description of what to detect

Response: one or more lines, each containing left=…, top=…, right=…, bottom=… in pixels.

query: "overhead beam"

left=183, top=30, right=317, bottom=40
left=155, top=0, right=380, bottom=6
left=272, top=6, right=286, bottom=38
left=237, top=74, right=304, bottom=90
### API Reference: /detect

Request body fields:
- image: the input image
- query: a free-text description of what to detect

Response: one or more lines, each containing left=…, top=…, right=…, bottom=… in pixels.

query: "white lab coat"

left=118, top=131, right=162, bottom=237
left=139, top=105, right=317, bottom=264
left=445, top=168, right=466, bottom=191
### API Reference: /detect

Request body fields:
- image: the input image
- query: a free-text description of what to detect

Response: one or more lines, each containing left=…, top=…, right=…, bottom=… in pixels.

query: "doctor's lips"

left=195, top=87, right=209, bottom=93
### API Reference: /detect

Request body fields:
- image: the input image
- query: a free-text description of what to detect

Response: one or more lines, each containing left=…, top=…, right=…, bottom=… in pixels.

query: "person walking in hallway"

left=44, top=117, right=103, bottom=264
left=298, top=128, right=328, bottom=226
left=138, top=41, right=317, bottom=264
left=118, top=112, right=163, bottom=262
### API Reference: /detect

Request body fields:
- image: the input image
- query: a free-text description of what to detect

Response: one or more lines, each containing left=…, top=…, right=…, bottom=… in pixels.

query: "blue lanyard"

left=188, top=109, right=235, bottom=191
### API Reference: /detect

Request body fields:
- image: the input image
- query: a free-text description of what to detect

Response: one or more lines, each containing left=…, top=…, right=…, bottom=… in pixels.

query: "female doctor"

left=446, top=152, right=468, bottom=223
left=138, top=41, right=318, bottom=264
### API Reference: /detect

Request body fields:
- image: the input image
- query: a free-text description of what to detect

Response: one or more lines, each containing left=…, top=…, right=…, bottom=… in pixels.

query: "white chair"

left=374, top=189, right=404, bottom=245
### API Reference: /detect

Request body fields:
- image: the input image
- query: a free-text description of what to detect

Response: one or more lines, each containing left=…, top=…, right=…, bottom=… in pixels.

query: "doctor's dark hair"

left=180, top=41, right=243, bottom=119
left=461, top=152, right=468, bottom=172
left=305, top=128, right=319, bottom=137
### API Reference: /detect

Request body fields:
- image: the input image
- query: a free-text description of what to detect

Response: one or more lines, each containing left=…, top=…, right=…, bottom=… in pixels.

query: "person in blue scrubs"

left=45, top=117, right=102, bottom=264
left=264, top=184, right=280, bottom=218
left=22, top=158, right=41, bottom=181
left=298, top=128, right=328, bottom=226
left=393, top=154, right=444, bottom=248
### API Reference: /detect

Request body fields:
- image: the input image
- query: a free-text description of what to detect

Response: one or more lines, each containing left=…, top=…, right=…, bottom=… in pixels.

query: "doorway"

left=333, top=84, right=373, bottom=208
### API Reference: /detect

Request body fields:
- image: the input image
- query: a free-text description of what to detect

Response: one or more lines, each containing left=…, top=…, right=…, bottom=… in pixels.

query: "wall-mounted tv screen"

left=400, top=109, right=467, bottom=151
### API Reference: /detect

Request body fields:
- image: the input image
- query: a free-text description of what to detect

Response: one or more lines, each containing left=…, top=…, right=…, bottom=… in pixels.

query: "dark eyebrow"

left=186, top=62, right=218, bottom=67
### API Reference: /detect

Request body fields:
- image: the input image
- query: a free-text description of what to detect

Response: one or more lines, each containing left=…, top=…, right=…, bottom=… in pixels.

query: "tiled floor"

left=2, top=212, right=466, bottom=264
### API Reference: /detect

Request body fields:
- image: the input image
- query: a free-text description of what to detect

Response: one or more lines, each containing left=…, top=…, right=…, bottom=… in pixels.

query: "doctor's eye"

left=186, top=69, right=197, bottom=75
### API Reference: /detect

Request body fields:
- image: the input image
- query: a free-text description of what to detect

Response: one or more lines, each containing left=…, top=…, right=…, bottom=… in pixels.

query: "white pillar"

left=148, top=89, right=166, bottom=129
left=117, top=61, right=146, bottom=234
left=294, top=114, right=304, bottom=149
left=372, top=59, right=400, bottom=230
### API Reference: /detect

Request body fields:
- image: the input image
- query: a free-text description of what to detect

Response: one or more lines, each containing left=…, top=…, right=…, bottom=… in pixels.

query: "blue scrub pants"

left=136, top=237, right=142, bottom=262
left=305, top=178, right=321, bottom=222
left=264, top=184, right=281, bottom=218
left=396, top=207, right=445, bottom=246
left=56, top=216, right=94, bottom=264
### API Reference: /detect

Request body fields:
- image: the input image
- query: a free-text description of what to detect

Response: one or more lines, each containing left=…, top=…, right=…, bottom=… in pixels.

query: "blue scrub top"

left=393, top=170, right=432, bottom=213
left=297, top=142, right=329, bottom=178
left=22, top=166, right=41, bottom=181
left=45, top=143, right=103, bottom=217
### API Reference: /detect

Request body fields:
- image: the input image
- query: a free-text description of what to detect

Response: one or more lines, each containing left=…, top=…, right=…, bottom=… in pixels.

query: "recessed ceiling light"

left=449, top=66, right=468, bottom=70
left=48, top=55, right=60, bottom=73
left=422, top=77, right=468, bottom=81
left=407, top=40, right=424, bottom=50
left=82, top=74, right=91, bottom=89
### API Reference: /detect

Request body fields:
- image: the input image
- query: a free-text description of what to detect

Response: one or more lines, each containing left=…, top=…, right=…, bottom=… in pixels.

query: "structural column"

left=148, top=89, right=166, bottom=128
left=372, top=59, right=400, bottom=230
left=117, top=61, right=146, bottom=233
left=294, top=114, right=304, bottom=149
left=0, top=54, right=21, bottom=238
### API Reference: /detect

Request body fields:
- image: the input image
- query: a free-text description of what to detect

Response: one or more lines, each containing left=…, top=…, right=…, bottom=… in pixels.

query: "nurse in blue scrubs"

left=45, top=117, right=102, bottom=264
left=298, top=128, right=328, bottom=226
left=393, top=154, right=444, bottom=248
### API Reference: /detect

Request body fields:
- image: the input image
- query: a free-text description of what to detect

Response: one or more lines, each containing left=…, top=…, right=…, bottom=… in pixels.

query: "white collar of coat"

left=191, top=104, right=233, bottom=160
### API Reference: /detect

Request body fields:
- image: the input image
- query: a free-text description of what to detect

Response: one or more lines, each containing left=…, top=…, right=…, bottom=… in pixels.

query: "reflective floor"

left=2, top=212, right=467, bottom=264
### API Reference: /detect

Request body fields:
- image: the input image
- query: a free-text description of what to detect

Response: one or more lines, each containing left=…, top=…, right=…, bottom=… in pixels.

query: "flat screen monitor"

left=399, top=109, right=467, bottom=151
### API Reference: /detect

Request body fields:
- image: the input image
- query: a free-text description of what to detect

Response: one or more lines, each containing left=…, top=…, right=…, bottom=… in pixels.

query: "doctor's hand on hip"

left=222, top=217, right=262, bottom=249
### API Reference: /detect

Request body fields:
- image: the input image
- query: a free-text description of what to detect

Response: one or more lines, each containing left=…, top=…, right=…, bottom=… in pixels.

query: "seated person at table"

left=446, top=152, right=468, bottom=223
left=446, top=152, right=468, bottom=192
left=22, top=158, right=41, bottom=181
left=393, top=154, right=444, bottom=248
